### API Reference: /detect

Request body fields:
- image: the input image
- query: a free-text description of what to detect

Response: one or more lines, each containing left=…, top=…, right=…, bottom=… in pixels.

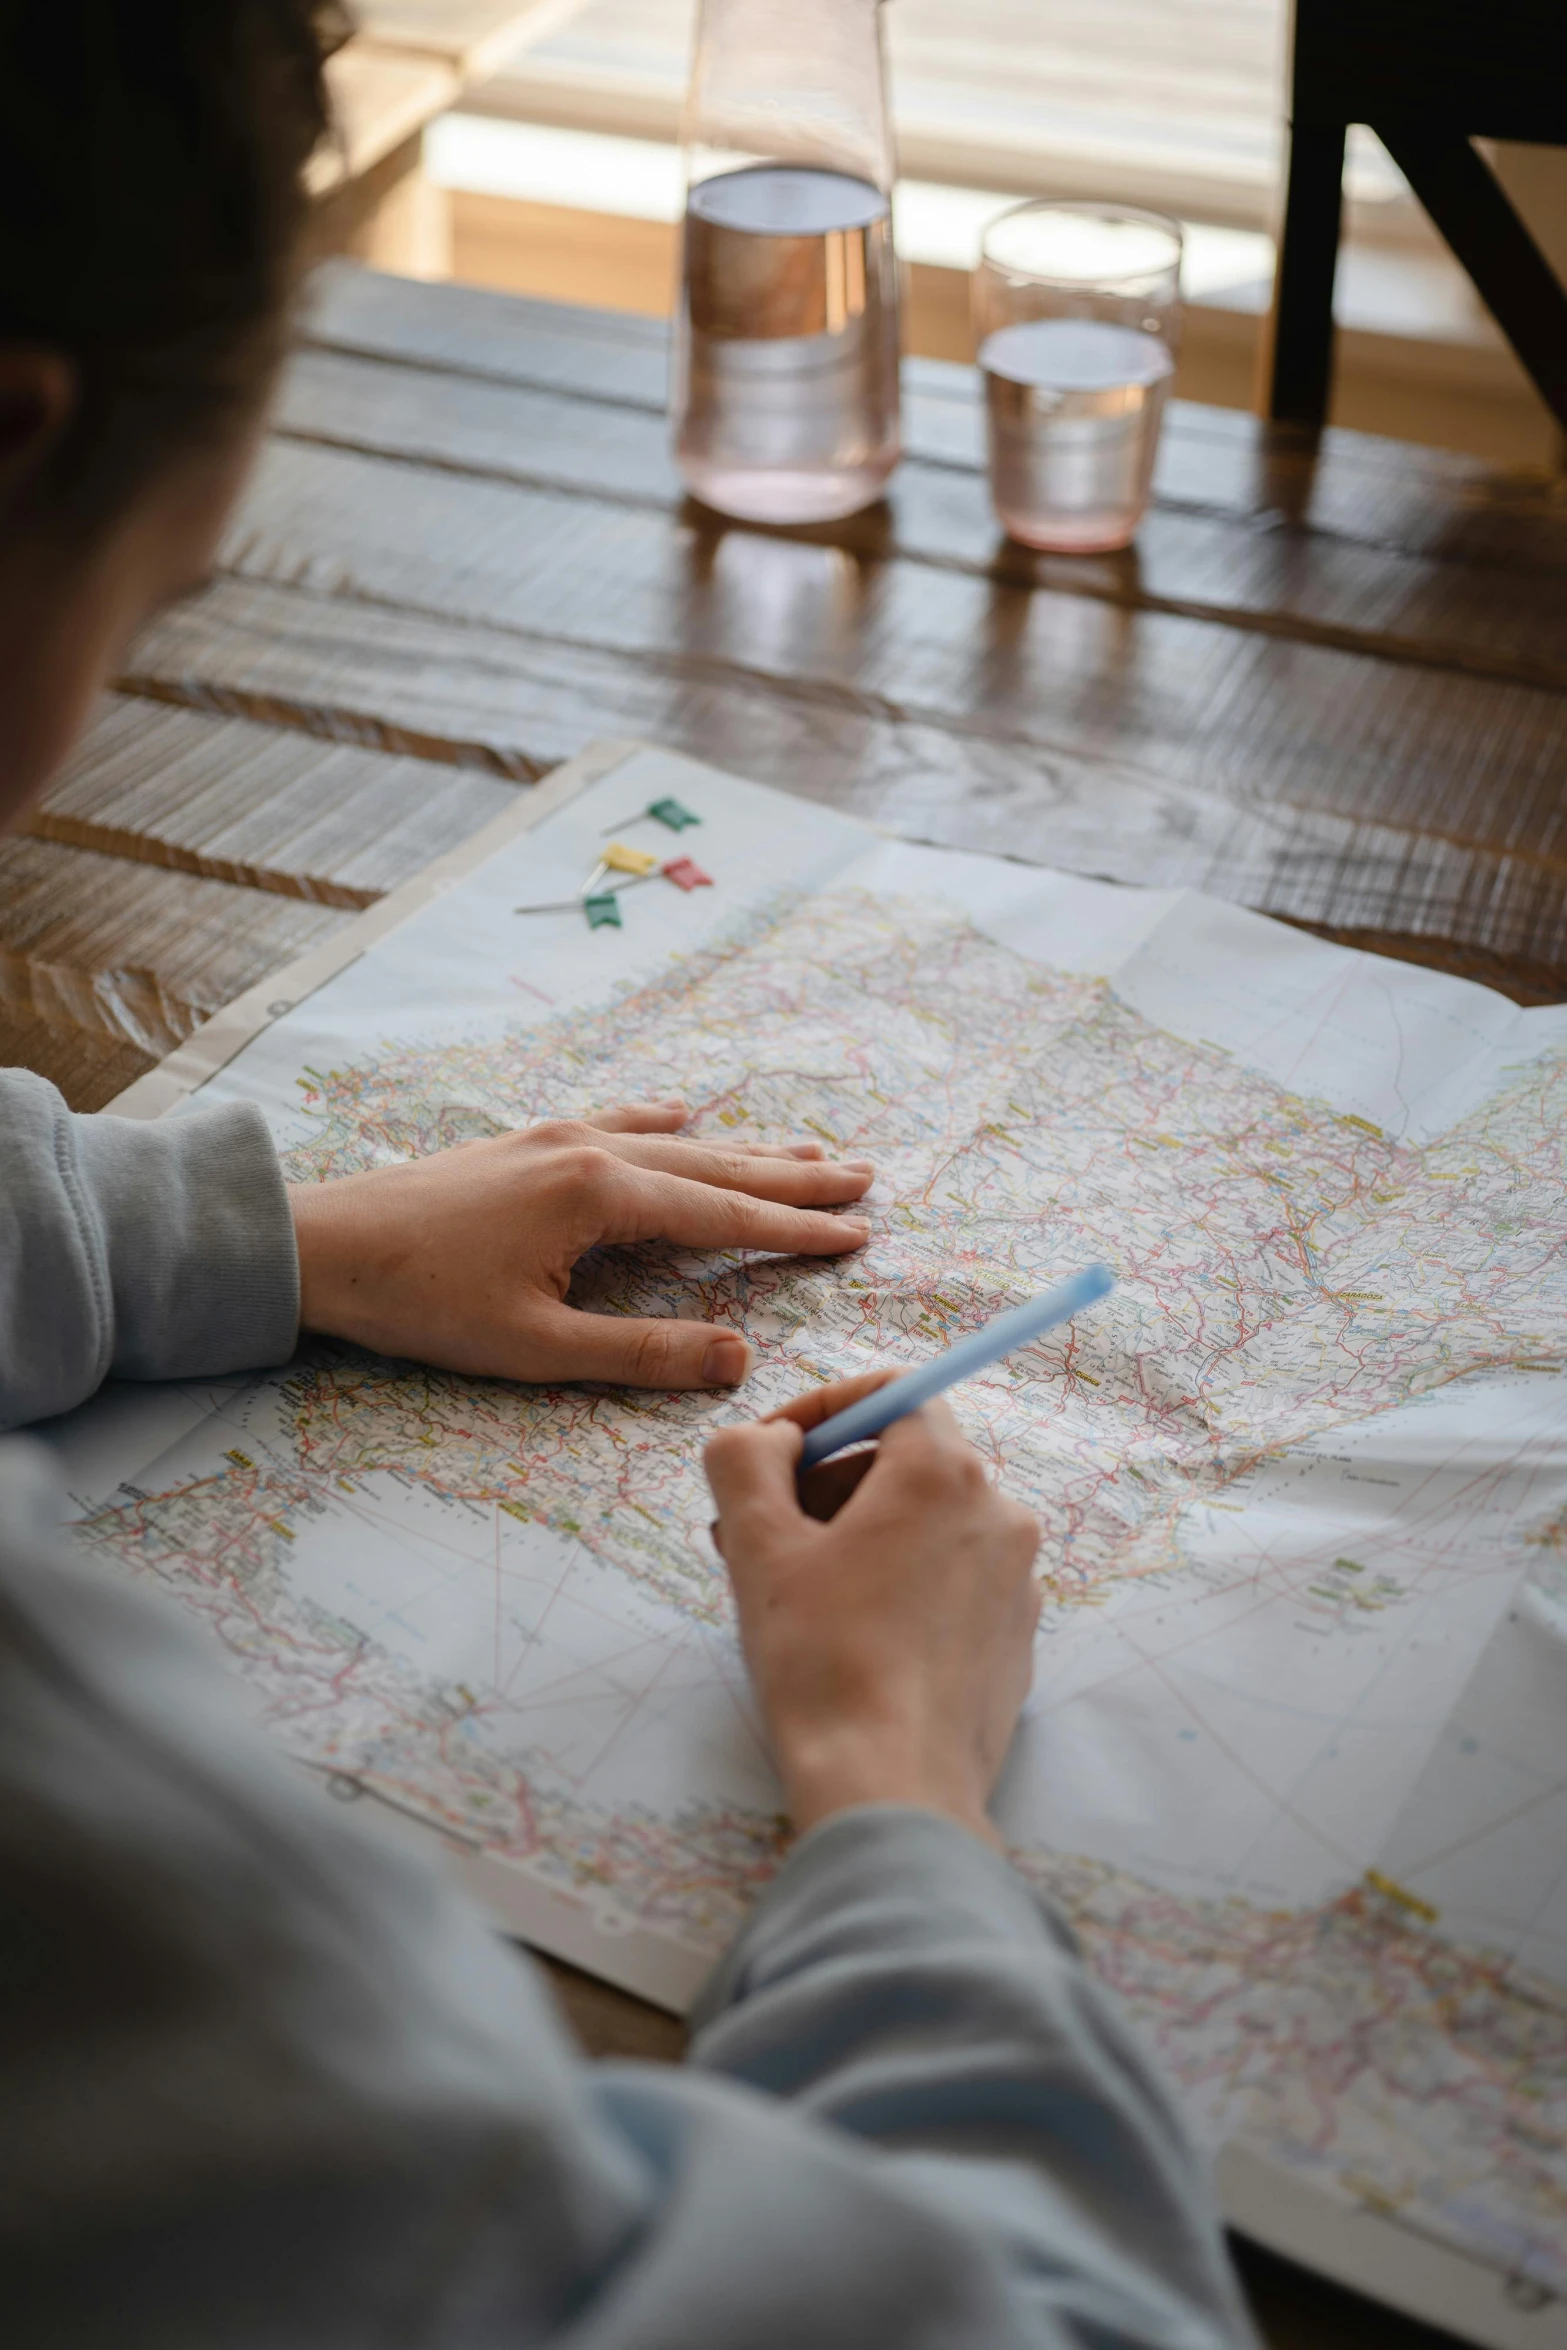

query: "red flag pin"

left=663, top=857, right=713, bottom=891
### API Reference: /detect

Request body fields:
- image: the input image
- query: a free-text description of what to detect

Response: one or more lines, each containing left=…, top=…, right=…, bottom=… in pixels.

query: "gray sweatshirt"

left=0, top=1066, right=1256, bottom=2348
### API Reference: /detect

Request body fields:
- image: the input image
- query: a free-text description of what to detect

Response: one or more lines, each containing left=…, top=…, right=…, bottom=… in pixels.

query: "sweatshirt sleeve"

left=688, top=1809, right=1258, bottom=2346
left=0, top=1428, right=1258, bottom=2350
left=0, top=1067, right=299, bottom=1430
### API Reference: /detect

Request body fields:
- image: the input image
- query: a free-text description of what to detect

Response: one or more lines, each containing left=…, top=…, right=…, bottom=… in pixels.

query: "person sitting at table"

left=0, top=5, right=1256, bottom=2343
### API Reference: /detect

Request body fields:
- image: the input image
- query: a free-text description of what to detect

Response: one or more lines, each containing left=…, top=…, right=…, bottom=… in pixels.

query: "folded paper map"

left=53, top=744, right=1567, bottom=2344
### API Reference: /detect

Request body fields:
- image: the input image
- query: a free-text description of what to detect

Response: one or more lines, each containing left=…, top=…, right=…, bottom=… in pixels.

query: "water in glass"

left=980, top=318, right=1175, bottom=553
left=675, top=163, right=899, bottom=524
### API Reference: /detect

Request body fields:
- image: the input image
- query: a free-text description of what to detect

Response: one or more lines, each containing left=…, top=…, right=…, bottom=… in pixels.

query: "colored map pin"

left=648, top=796, right=701, bottom=830
left=584, top=893, right=623, bottom=929
left=600, top=797, right=703, bottom=835
left=602, top=841, right=660, bottom=875
left=663, top=857, right=713, bottom=891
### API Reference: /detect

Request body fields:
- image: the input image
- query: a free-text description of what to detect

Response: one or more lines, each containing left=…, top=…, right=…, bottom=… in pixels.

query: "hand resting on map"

left=707, top=1373, right=1042, bottom=1847
left=288, top=1097, right=873, bottom=1388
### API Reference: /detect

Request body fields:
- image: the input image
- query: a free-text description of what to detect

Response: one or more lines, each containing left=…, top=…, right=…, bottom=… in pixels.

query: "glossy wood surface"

left=12, top=263, right=1562, bottom=2348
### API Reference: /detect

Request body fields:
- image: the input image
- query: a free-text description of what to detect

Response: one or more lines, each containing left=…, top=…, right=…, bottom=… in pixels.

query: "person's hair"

left=0, top=0, right=349, bottom=531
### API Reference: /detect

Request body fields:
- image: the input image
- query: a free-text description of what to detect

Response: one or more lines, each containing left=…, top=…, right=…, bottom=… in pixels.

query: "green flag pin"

left=601, top=796, right=702, bottom=836
left=649, top=796, right=700, bottom=830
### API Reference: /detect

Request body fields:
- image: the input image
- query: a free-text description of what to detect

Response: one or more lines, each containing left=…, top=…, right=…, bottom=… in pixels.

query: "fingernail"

left=702, top=1336, right=752, bottom=1385
left=838, top=1218, right=871, bottom=1240
left=845, top=1158, right=875, bottom=1173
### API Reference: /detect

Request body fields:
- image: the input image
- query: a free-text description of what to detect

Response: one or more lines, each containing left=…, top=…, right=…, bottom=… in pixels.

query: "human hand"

left=705, top=1373, right=1041, bottom=1845
left=288, top=1099, right=872, bottom=1387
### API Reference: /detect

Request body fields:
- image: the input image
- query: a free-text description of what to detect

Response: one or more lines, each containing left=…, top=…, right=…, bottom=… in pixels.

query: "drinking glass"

left=973, top=201, right=1183, bottom=553
left=670, top=0, right=901, bottom=525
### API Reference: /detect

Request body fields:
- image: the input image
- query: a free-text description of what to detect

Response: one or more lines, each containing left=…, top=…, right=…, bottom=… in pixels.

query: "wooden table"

left=14, top=264, right=1563, bottom=2349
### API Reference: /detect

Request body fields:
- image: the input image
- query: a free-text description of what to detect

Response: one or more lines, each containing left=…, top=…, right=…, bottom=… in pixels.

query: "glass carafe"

left=670, top=0, right=901, bottom=525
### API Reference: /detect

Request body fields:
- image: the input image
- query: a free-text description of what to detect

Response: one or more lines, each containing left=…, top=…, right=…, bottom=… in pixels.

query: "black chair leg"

left=1374, top=124, right=1567, bottom=433
left=1266, top=116, right=1346, bottom=429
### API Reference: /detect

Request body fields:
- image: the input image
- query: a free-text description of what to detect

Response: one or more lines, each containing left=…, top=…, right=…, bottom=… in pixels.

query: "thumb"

left=529, top=1302, right=754, bottom=1390
left=704, top=1416, right=805, bottom=1560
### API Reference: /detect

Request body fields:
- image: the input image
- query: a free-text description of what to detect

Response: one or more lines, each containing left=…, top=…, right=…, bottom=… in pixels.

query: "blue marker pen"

left=797, top=1264, right=1115, bottom=1475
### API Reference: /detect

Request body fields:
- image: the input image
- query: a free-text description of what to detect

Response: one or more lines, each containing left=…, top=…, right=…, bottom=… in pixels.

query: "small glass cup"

left=973, top=201, right=1183, bottom=553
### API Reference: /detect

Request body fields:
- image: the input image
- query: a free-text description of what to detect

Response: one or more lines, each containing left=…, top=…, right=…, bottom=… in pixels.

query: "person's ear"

left=0, top=349, right=76, bottom=505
